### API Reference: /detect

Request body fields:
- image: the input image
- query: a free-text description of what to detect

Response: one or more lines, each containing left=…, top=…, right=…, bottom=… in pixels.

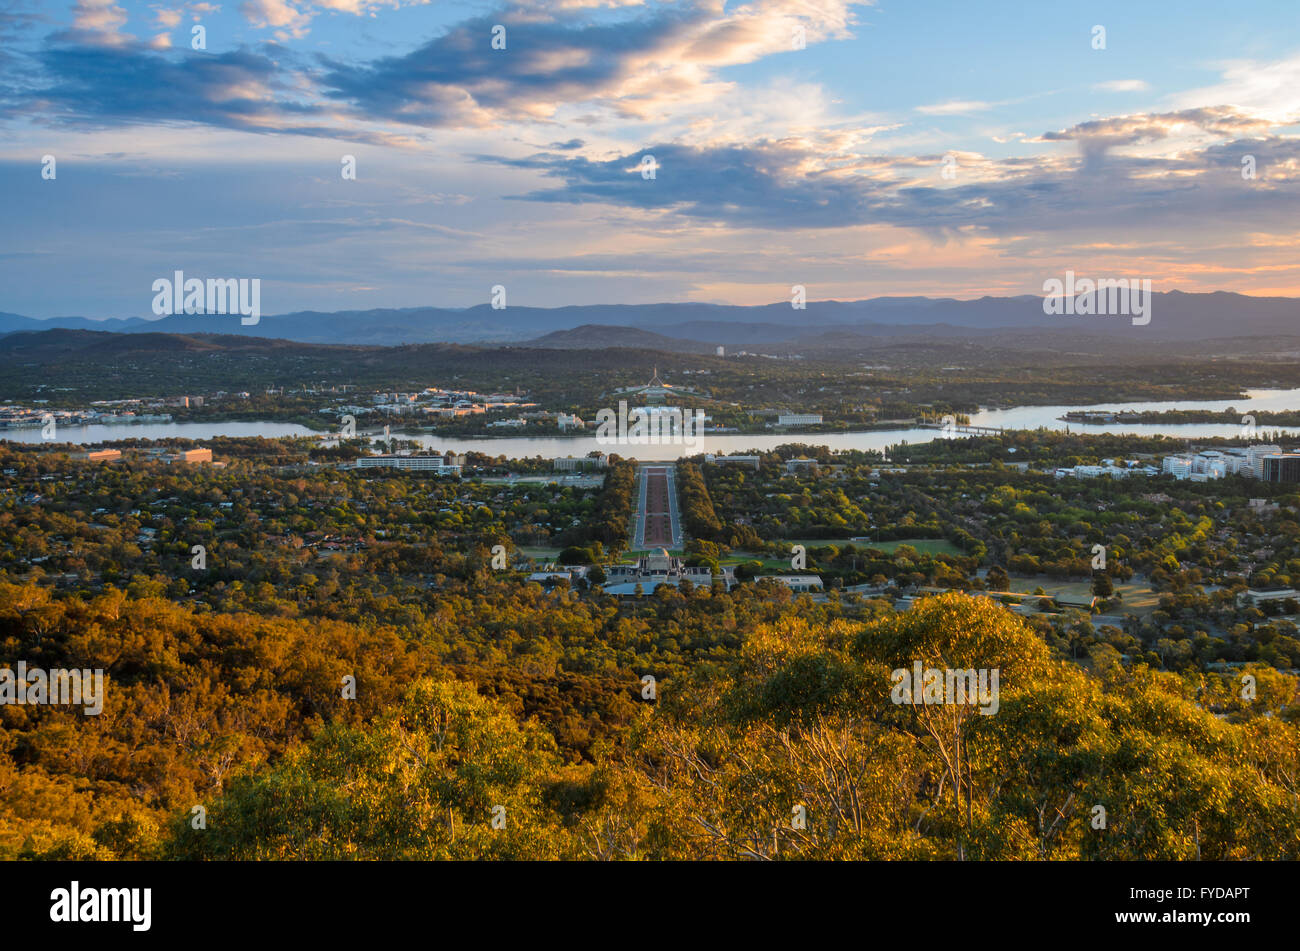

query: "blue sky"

left=2, top=0, right=1299, bottom=318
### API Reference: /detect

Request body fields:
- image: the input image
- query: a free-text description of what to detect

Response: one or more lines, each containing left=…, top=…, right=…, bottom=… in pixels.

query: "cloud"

left=72, top=0, right=128, bottom=34
left=916, top=99, right=996, bottom=116
left=319, top=1, right=869, bottom=128
left=7, top=0, right=1300, bottom=310
left=494, top=139, right=900, bottom=228
left=239, top=0, right=312, bottom=40
left=234, top=0, right=425, bottom=39
left=914, top=93, right=1045, bottom=118
left=61, top=0, right=130, bottom=47
left=12, top=37, right=412, bottom=142
left=1040, top=106, right=1273, bottom=171
left=491, top=112, right=1300, bottom=242
left=1093, top=79, right=1149, bottom=93
left=3, top=0, right=871, bottom=141
left=1173, top=52, right=1300, bottom=123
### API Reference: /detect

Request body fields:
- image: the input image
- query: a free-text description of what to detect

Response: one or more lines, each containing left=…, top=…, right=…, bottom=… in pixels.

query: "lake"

left=8, top=388, right=1300, bottom=459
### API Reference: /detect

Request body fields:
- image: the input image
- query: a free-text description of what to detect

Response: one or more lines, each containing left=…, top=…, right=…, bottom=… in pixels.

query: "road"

left=633, top=464, right=683, bottom=550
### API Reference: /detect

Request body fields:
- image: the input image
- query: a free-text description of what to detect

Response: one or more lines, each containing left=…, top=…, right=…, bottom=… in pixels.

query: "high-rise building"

left=1261, top=454, right=1300, bottom=483
left=1247, top=445, right=1282, bottom=479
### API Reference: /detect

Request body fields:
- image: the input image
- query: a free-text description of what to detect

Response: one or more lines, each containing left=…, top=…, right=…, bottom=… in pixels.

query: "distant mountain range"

left=2, top=291, right=1298, bottom=350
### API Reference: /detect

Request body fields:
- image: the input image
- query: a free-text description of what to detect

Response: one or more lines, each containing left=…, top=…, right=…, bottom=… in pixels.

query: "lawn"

left=517, top=546, right=563, bottom=559
left=1002, top=575, right=1160, bottom=616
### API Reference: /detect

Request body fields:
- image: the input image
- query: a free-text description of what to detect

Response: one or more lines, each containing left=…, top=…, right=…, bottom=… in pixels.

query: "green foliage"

left=167, top=680, right=573, bottom=859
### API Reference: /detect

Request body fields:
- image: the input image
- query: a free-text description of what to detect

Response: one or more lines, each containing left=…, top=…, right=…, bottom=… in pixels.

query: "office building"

left=755, top=574, right=825, bottom=593
left=554, top=455, right=609, bottom=471
left=350, top=454, right=461, bottom=475
left=777, top=414, right=823, bottom=427
left=167, top=448, right=213, bottom=465
left=82, top=449, right=122, bottom=463
left=1261, top=454, right=1300, bottom=484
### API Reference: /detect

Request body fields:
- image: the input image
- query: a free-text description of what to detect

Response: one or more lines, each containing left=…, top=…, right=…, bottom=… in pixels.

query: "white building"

left=755, top=574, right=825, bottom=593
left=704, top=454, right=760, bottom=469
left=528, top=566, right=590, bottom=584
left=784, top=456, right=821, bottom=475
left=1222, top=449, right=1253, bottom=475
left=1247, top=445, right=1283, bottom=479
left=1237, top=588, right=1300, bottom=608
left=602, top=549, right=713, bottom=595
left=350, top=454, right=461, bottom=475
left=1164, top=445, right=1284, bottom=480
left=554, top=455, right=609, bottom=471
left=613, top=368, right=700, bottom=404
left=1192, top=451, right=1228, bottom=479
left=1054, top=462, right=1152, bottom=480
left=777, top=414, right=823, bottom=426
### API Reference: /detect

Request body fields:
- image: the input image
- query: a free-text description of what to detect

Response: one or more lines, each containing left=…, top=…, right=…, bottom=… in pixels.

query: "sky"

left=2, top=0, right=1300, bottom=318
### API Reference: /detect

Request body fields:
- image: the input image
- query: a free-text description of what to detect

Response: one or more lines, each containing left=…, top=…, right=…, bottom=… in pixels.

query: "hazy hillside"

left=523, top=324, right=719, bottom=353
left=4, top=292, right=1298, bottom=348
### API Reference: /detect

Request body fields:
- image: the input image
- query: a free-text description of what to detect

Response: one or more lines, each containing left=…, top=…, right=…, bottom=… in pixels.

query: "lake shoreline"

left=7, top=387, right=1300, bottom=458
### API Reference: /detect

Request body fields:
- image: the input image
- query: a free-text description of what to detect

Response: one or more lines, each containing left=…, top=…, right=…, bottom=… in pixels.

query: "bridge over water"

left=914, top=422, right=1007, bottom=436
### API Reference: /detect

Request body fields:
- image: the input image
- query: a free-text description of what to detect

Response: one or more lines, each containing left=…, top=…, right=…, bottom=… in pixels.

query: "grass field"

left=517, top=546, right=563, bottom=559
left=860, top=538, right=962, bottom=556
left=1003, top=576, right=1160, bottom=616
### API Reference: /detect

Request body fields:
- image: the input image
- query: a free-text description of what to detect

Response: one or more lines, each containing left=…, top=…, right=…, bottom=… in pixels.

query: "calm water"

left=8, top=388, right=1300, bottom=459
left=3, top=420, right=320, bottom=444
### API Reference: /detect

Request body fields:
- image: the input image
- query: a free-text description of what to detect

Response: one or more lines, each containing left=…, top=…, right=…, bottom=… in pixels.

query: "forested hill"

left=2, top=584, right=1295, bottom=860
left=0, top=329, right=722, bottom=402
left=6, top=327, right=1300, bottom=411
